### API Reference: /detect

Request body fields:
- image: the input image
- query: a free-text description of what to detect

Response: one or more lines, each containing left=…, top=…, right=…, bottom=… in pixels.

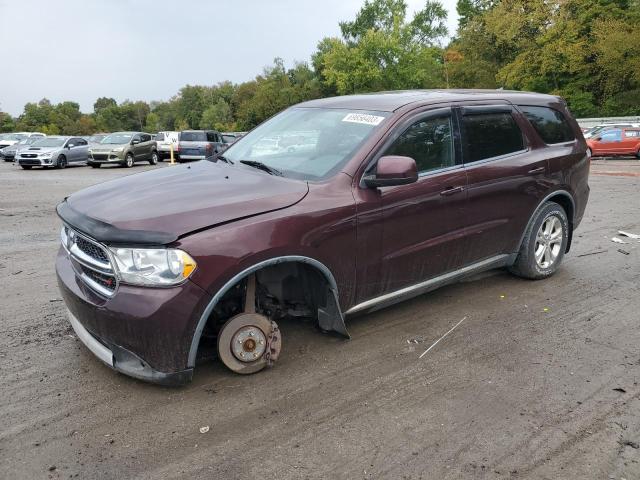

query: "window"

left=140, top=134, right=151, bottom=142
left=520, top=106, right=575, bottom=144
left=206, top=131, right=218, bottom=142
left=624, top=130, right=640, bottom=138
left=156, top=133, right=165, bottom=141
left=461, top=112, right=524, bottom=163
left=385, top=116, right=454, bottom=173
left=76, top=138, right=87, bottom=146
left=600, top=130, right=622, bottom=142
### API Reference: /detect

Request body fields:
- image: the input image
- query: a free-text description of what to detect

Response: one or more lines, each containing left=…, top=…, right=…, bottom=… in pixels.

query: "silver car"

left=1, top=136, right=44, bottom=162
left=16, top=136, right=89, bottom=170
left=177, top=130, right=228, bottom=162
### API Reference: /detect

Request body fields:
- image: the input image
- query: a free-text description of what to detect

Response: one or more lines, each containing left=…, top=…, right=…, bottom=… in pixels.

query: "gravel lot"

left=1, top=159, right=639, bottom=479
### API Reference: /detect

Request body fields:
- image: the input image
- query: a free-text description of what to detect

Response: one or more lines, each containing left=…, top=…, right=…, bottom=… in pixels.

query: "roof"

left=296, top=89, right=560, bottom=112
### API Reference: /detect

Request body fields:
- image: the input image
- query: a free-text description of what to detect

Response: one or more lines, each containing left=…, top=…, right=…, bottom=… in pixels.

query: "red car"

left=586, top=128, right=640, bottom=158
left=56, top=90, right=590, bottom=385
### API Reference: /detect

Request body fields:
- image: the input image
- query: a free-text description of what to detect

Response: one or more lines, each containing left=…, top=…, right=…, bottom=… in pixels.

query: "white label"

left=342, top=113, right=385, bottom=126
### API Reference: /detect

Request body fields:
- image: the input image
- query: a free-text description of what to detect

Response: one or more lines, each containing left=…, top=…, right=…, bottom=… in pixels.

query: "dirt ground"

left=0, top=159, right=639, bottom=480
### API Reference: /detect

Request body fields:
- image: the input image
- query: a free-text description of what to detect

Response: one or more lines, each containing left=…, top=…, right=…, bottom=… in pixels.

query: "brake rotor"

left=217, top=313, right=281, bottom=374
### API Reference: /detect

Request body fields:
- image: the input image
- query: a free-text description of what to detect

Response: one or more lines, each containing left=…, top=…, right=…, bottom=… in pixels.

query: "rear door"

left=457, top=104, right=548, bottom=264
left=131, top=134, right=143, bottom=158
left=620, top=129, right=640, bottom=154
left=73, top=137, right=89, bottom=162
left=140, top=133, right=153, bottom=158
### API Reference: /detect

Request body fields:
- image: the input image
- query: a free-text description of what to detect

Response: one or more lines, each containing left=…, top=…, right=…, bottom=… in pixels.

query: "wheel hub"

left=231, top=326, right=267, bottom=362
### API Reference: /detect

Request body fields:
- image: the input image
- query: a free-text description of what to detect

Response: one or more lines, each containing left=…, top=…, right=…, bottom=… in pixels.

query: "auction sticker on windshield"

left=342, top=113, right=385, bottom=126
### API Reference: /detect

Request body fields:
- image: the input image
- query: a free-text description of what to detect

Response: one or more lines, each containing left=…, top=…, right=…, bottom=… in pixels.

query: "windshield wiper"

left=215, top=154, right=234, bottom=164
left=239, top=160, right=283, bottom=176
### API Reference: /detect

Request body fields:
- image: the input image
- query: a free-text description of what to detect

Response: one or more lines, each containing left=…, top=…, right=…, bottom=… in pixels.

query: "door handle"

left=440, top=186, right=464, bottom=196
left=528, top=166, right=545, bottom=175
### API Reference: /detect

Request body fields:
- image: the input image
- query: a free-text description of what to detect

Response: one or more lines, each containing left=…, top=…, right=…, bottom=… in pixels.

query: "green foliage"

left=315, top=0, right=448, bottom=95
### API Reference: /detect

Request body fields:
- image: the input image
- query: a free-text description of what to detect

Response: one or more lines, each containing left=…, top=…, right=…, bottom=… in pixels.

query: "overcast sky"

left=0, top=0, right=458, bottom=116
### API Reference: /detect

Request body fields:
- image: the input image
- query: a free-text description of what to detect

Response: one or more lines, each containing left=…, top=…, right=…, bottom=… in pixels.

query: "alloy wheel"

left=534, top=215, right=563, bottom=269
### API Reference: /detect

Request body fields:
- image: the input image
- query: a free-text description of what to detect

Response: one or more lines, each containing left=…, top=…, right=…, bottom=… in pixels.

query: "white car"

left=0, top=132, right=46, bottom=149
left=155, top=131, right=179, bottom=160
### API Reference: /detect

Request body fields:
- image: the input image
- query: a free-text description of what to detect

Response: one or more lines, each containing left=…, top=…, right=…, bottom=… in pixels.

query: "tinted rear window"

left=461, top=112, right=525, bottom=163
left=156, top=133, right=165, bottom=141
left=520, top=106, right=575, bottom=144
left=180, top=131, right=207, bottom=142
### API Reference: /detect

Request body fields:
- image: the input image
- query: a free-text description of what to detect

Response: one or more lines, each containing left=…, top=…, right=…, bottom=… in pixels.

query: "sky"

left=0, top=0, right=459, bottom=116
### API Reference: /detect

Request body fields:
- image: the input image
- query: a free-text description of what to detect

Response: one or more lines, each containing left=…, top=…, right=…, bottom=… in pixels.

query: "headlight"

left=109, top=247, right=197, bottom=286
left=40, top=152, right=52, bottom=158
left=111, top=147, right=124, bottom=153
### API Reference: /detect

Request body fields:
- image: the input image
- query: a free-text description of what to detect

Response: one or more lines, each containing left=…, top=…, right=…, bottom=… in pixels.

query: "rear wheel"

left=149, top=151, right=158, bottom=165
left=56, top=155, right=67, bottom=169
left=123, top=153, right=134, bottom=168
left=20, top=165, right=32, bottom=170
left=509, top=201, right=569, bottom=280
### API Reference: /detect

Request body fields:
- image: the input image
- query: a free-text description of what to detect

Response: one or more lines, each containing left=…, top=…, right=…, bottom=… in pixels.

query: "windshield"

left=223, top=108, right=389, bottom=181
left=180, top=131, right=207, bottom=142
left=33, top=137, right=66, bottom=147
left=89, top=134, right=107, bottom=143
left=102, top=133, right=133, bottom=144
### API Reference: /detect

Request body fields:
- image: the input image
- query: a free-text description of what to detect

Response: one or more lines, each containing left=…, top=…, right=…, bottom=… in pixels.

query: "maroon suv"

left=56, top=90, right=590, bottom=385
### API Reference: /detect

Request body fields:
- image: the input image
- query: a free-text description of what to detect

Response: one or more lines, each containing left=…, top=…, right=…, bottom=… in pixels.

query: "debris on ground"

left=577, top=250, right=606, bottom=258
left=618, top=230, right=640, bottom=240
left=419, top=316, right=467, bottom=359
left=620, top=440, right=640, bottom=449
left=613, top=387, right=627, bottom=393
left=611, top=237, right=627, bottom=244
left=199, top=426, right=210, bottom=434
left=617, top=249, right=631, bottom=256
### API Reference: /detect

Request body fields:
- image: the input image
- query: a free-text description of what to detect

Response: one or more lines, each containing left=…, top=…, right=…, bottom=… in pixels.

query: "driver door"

left=355, top=108, right=468, bottom=300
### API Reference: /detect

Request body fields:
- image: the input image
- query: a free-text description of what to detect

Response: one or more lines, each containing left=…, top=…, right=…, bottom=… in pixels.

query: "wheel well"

left=547, top=193, right=575, bottom=252
left=189, top=258, right=348, bottom=367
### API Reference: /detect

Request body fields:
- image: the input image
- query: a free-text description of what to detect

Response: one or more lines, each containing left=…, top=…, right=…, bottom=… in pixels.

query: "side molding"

left=187, top=255, right=345, bottom=368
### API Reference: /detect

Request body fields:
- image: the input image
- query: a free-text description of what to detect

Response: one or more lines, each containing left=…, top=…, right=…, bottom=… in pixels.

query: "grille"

left=76, top=236, right=109, bottom=263
left=63, top=226, right=118, bottom=297
left=91, top=153, right=109, bottom=160
left=22, top=153, right=38, bottom=158
left=19, top=159, right=41, bottom=165
left=81, top=265, right=117, bottom=293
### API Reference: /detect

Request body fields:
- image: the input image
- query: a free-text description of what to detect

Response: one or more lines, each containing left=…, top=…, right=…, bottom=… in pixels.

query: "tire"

left=636, top=149, right=640, bottom=159
left=123, top=153, right=134, bottom=168
left=56, top=155, right=67, bottom=169
left=149, top=151, right=158, bottom=165
left=509, top=201, right=569, bottom=280
left=20, top=165, right=32, bottom=170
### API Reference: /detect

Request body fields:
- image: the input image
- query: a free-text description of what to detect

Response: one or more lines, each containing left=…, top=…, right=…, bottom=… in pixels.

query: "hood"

left=57, top=160, right=309, bottom=245
left=91, top=143, right=127, bottom=151
left=25, top=146, right=61, bottom=154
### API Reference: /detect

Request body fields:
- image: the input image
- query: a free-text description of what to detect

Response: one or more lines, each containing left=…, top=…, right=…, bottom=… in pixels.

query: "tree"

left=201, top=99, right=234, bottom=131
left=0, top=112, right=16, bottom=132
left=314, top=0, right=448, bottom=95
left=93, top=97, right=117, bottom=113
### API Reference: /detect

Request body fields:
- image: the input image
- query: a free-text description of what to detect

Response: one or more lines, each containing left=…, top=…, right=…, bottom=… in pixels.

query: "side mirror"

left=67, top=144, right=74, bottom=149
left=363, top=155, right=418, bottom=188
left=595, top=137, right=602, bottom=142
left=131, top=139, right=140, bottom=145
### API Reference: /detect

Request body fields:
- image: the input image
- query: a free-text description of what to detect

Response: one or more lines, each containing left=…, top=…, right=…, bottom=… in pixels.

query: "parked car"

left=221, top=132, right=244, bottom=145
left=1, top=136, right=45, bottom=162
left=586, top=128, right=640, bottom=158
left=155, top=131, right=180, bottom=161
left=87, top=131, right=158, bottom=168
left=176, top=130, right=227, bottom=162
left=583, top=123, right=639, bottom=139
left=56, top=90, right=590, bottom=385
left=0, top=132, right=45, bottom=149
left=17, top=136, right=88, bottom=169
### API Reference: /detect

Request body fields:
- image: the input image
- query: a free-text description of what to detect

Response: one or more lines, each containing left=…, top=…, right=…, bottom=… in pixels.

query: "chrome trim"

left=62, top=224, right=118, bottom=298
left=345, top=254, right=511, bottom=316
left=187, top=255, right=341, bottom=368
left=67, top=309, right=114, bottom=366
left=70, top=243, right=112, bottom=272
left=80, top=273, right=117, bottom=298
